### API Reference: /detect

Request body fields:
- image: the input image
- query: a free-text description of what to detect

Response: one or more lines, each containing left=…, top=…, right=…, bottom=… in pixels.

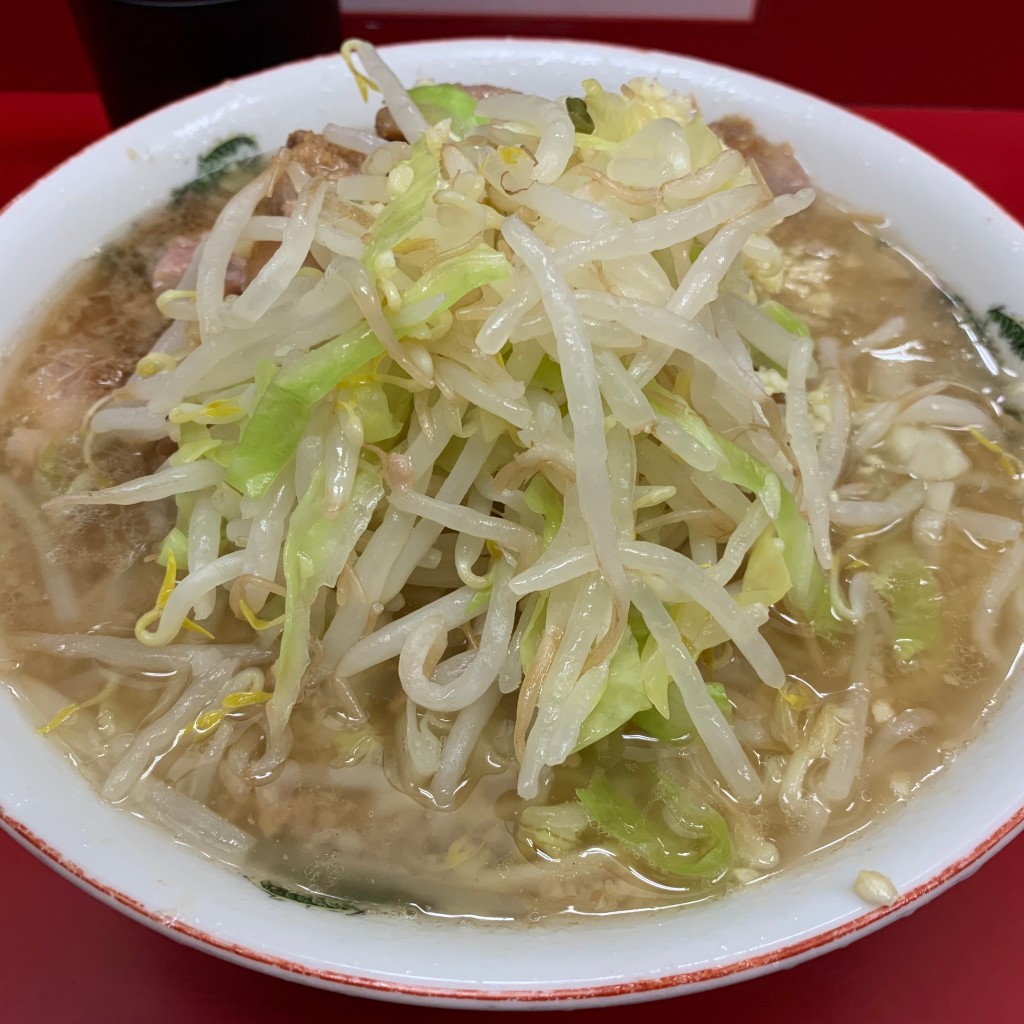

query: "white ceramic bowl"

left=1, top=39, right=1023, bottom=1009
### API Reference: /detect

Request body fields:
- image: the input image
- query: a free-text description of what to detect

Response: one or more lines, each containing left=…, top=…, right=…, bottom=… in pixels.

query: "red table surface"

left=1, top=92, right=1023, bottom=1023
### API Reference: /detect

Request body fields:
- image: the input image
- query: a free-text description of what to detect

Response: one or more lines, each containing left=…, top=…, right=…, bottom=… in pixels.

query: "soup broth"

left=2, top=74, right=1023, bottom=922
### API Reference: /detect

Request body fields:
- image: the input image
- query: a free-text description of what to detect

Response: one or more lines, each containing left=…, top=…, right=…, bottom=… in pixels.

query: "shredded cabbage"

left=270, top=464, right=382, bottom=732
left=577, top=768, right=731, bottom=879
left=364, top=140, right=440, bottom=274
left=872, top=550, right=942, bottom=663
left=516, top=802, right=591, bottom=860
left=408, top=83, right=485, bottom=139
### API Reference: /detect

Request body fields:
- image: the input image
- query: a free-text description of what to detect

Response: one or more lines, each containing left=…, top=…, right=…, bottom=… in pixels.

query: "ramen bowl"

left=0, top=39, right=1023, bottom=1008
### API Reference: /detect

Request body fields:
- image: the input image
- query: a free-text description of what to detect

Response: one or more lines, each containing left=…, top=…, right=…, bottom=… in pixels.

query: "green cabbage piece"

left=466, top=584, right=493, bottom=616
left=523, top=475, right=563, bottom=546
left=638, top=631, right=671, bottom=714
left=872, top=551, right=942, bottom=663
left=519, top=594, right=548, bottom=673
left=531, top=355, right=565, bottom=393
left=574, top=629, right=646, bottom=751
left=331, top=721, right=379, bottom=767
left=632, top=679, right=732, bottom=743
left=363, top=140, right=440, bottom=272
left=739, top=526, right=794, bottom=606
left=408, top=84, right=485, bottom=139
left=226, top=382, right=310, bottom=499
left=156, top=527, right=189, bottom=570
left=517, top=802, right=591, bottom=860
left=573, top=626, right=732, bottom=752
left=627, top=604, right=651, bottom=648
left=390, top=243, right=510, bottom=330
left=32, top=439, right=72, bottom=495
left=169, top=422, right=221, bottom=466
left=581, top=78, right=698, bottom=144
left=673, top=527, right=793, bottom=652
left=269, top=464, right=383, bottom=734
left=576, top=768, right=731, bottom=880
left=225, top=327, right=383, bottom=498
left=649, top=384, right=832, bottom=630
left=226, top=245, right=510, bottom=498
left=336, top=380, right=404, bottom=445
left=274, top=326, right=384, bottom=407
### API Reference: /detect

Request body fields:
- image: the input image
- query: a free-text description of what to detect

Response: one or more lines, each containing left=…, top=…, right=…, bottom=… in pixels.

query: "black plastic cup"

left=69, top=0, right=343, bottom=128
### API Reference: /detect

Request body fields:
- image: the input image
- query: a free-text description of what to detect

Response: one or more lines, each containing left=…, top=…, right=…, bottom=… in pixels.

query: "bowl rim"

left=3, top=801, right=1022, bottom=1004
left=2, top=34, right=1023, bottom=1008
